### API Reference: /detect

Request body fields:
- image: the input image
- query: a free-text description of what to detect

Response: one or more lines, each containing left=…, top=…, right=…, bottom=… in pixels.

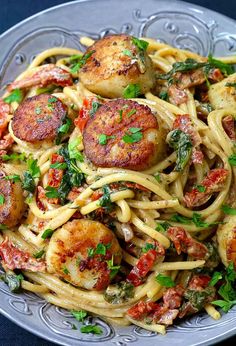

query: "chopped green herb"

left=48, top=97, right=57, bottom=103
left=27, top=157, right=40, bottom=178
left=80, top=325, right=103, bottom=335
left=154, top=173, right=161, bottom=183
left=221, top=204, right=236, bottom=215
left=123, top=84, right=141, bottom=99
left=208, top=55, right=234, bottom=76
left=87, top=248, right=95, bottom=257
left=104, top=281, right=134, bottom=304
left=50, top=162, right=67, bottom=170
left=0, top=194, right=5, bottom=205
left=209, top=271, right=223, bottom=287
left=159, top=90, right=168, bottom=101
left=68, top=137, right=84, bottom=161
left=156, top=273, right=175, bottom=287
left=22, top=171, right=35, bottom=193
left=45, top=186, right=60, bottom=199
left=0, top=273, right=23, bottom=292
left=2, top=152, right=26, bottom=161
left=63, top=266, right=70, bottom=274
left=41, top=228, right=54, bottom=239
left=89, top=101, right=102, bottom=117
left=156, top=222, right=171, bottom=233
left=118, top=109, right=123, bottom=123
left=3, top=174, right=21, bottom=182
left=123, top=49, right=133, bottom=57
left=4, top=89, right=23, bottom=104
left=71, top=310, right=87, bottom=322
left=95, top=243, right=107, bottom=256
left=132, top=37, right=149, bottom=51
left=36, top=85, right=57, bottom=95
left=70, top=50, right=95, bottom=73
left=99, top=185, right=114, bottom=212
left=228, top=154, right=236, bottom=166
left=167, top=129, right=192, bottom=171
left=170, top=213, right=192, bottom=224
left=106, top=255, right=120, bottom=279
left=142, top=243, right=155, bottom=253
left=58, top=117, right=72, bottom=135
left=170, top=212, right=221, bottom=228
left=33, top=249, right=45, bottom=259
left=98, top=134, right=115, bottom=145
left=195, top=185, right=206, bottom=193
left=122, top=127, right=143, bottom=144
left=126, top=109, right=136, bottom=117
left=0, top=224, right=7, bottom=230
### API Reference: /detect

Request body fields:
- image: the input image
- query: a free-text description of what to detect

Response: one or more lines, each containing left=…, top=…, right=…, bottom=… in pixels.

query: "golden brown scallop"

left=0, top=164, right=25, bottom=227
left=12, top=94, right=67, bottom=143
left=78, top=34, right=155, bottom=98
left=83, top=99, right=165, bottom=171
left=208, top=72, right=236, bottom=109
left=46, top=219, right=122, bottom=291
left=217, top=216, right=236, bottom=268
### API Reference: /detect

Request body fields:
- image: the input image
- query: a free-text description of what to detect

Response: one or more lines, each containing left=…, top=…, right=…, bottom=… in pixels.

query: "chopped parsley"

left=156, top=222, right=171, bottom=233
left=2, top=152, right=26, bottom=161
left=0, top=273, right=24, bottom=292
left=98, top=134, right=115, bottom=145
left=142, top=243, right=155, bottom=253
left=0, top=224, right=7, bottom=230
left=104, top=281, right=134, bottom=304
left=159, top=90, right=168, bottom=101
left=154, top=173, right=161, bottom=183
left=228, top=154, right=236, bottom=166
left=35, top=106, right=42, bottom=115
left=132, top=37, right=149, bottom=51
left=71, top=310, right=87, bottom=322
left=209, top=271, right=223, bottom=287
left=4, top=89, right=23, bottom=104
left=221, top=204, right=236, bottom=215
left=0, top=194, right=5, bottom=205
left=62, top=266, right=70, bottom=275
left=89, top=101, right=102, bottom=117
left=80, top=325, right=103, bottom=335
left=195, top=185, right=206, bottom=193
left=41, top=229, right=54, bottom=239
left=33, top=249, right=45, bottom=259
left=123, top=83, right=141, bottom=99
left=68, top=137, right=84, bottom=162
left=122, top=127, right=143, bottom=144
left=225, top=82, right=236, bottom=88
left=22, top=158, right=40, bottom=193
left=118, top=109, right=123, bottom=123
left=45, top=186, right=60, bottom=198
left=107, top=256, right=120, bottom=279
left=70, top=50, right=95, bottom=73
left=50, top=162, right=67, bottom=170
left=126, top=109, right=136, bottom=117
left=56, top=117, right=72, bottom=144
left=3, top=174, right=21, bottom=182
left=156, top=274, right=176, bottom=287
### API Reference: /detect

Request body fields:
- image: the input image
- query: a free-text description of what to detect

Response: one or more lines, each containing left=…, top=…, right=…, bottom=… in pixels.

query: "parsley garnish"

left=22, top=158, right=40, bottom=193
left=4, top=89, right=23, bottom=104
left=80, top=325, right=103, bottom=335
left=126, top=109, right=136, bottom=117
left=33, top=249, right=45, bottom=259
left=132, top=37, right=149, bottom=51
left=154, top=173, right=161, bottom=183
left=41, top=229, right=54, bottom=239
left=142, top=243, right=155, bottom=253
left=170, top=212, right=221, bottom=228
left=209, top=272, right=223, bottom=287
left=56, top=117, right=72, bottom=144
left=225, top=82, right=236, bottom=88
left=45, top=186, right=60, bottom=198
left=99, top=185, right=114, bottom=212
left=123, top=84, right=141, bottom=99
left=98, top=134, right=115, bottom=145
left=167, top=129, right=192, bottom=171
left=195, top=185, right=206, bottom=193
left=159, top=90, right=168, bottom=101
left=0, top=194, right=5, bottom=205
left=122, top=127, right=143, bottom=144
left=228, top=154, right=236, bottom=166
left=107, top=256, right=120, bottom=279
left=50, top=162, right=67, bottom=170
left=2, top=152, right=26, bottom=161
left=62, top=266, right=70, bottom=274
left=221, top=204, right=236, bottom=215
left=0, top=273, right=24, bottom=292
left=156, top=274, right=175, bottom=287
left=3, top=175, right=21, bottom=182
left=123, top=49, right=133, bottom=57
left=118, top=109, right=123, bottom=123
left=70, top=50, right=95, bottom=73
left=156, top=222, right=171, bottom=233
left=71, top=310, right=87, bottom=322
left=208, top=55, right=234, bottom=76
left=68, top=138, right=84, bottom=162
left=89, top=101, right=101, bottom=117
left=35, top=106, right=42, bottom=115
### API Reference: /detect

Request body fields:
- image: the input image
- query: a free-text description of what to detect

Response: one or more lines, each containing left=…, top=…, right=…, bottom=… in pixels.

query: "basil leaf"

left=89, top=101, right=101, bottom=117
left=45, top=186, right=60, bottom=199
left=3, top=175, right=21, bottom=182
left=167, top=129, right=192, bottom=171
left=70, top=50, right=95, bottom=73
left=99, top=185, right=114, bottom=212
left=2, top=152, right=26, bottom=161
left=68, top=138, right=84, bottom=161
left=208, top=55, right=234, bottom=76
left=209, top=272, right=222, bottom=287
left=22, top=171, right=36, bottom=193
left=50, top=162, right=67, bottom=170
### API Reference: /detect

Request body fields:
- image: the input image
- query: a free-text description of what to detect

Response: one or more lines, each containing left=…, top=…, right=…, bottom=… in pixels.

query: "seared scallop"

left=208, top=72, right=236, bottom=109
left=78, top=34, right=155, bottom=98
left=83, top=99, right=165, bottom=170
left=12, top=94, right=67, bottom=144
left=0, top=164, right=25, bottom=227
left=46, top=219, right=122, bottom=291
left=217, top=216, right=236, bottom=267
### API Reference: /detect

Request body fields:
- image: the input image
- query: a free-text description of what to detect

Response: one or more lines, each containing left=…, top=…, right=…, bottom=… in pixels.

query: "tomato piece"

left=0, top=238, right=46, bottom=272
left=188, top=274, right=211, bottom=290
left=173, top=114, right=201, bottom=146
left=163, top=285, right=185, bottom=309
left=222, top=115, right=236, bottom=141
left=127, top=301, right=160, bottom=320
left=184, top=168, right=229, bottom=207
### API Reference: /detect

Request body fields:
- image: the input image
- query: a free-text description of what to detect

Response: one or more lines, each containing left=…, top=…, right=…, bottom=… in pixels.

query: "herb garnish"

left=122, top=127, right=143, bottom=144
left=142, top=243, right=156, bottom=253
left=123, top=84, right=141, bottom=99
left=50, top=162, right=67, bottom=170
left=225, top=82, right=236, bottom=88
left=195, top=185, right=206, bottom=193
left=33, top=249, right=45, bottom=259
left=126, top=109, right=136, bottom=117
left=3, top=175, right=21, bottom=182
left=22, top=158, right=40, bottom=193
left=99, top=185, right=114, bottom=212
left=70, top=50, right=95, bottom=73
left=170, top=212, right=222, bottom=228
left=0, top=273, right=24, bottom=292
left=228, top=154, right=236, bottom=166
left=4, top=89, right=23, bottom=104
left=68, top=137, right=84, bottom=161
left=2, top=152, right=26, bottom=161
left=221, top=204, right=236, bottom=215
left=71, top=310, right=87, bottom=322
left=98, top=134, right=115, bottom=145
left=0, top=194, right=5, bottom=205
left=80, top=325, right=103, bottom=335
left=56, top=117, right=72, bottom=144
left=132, top=37, right=149, bottom=51
left=156, top=274, right=175, bottom=287
left=89, top=101, right=102, bottom=117
left=41, top=229, right=54, bottom=239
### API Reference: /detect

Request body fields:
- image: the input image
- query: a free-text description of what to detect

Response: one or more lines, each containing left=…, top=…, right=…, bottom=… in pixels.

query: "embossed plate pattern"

left=0, top=0, right=236, bottom=345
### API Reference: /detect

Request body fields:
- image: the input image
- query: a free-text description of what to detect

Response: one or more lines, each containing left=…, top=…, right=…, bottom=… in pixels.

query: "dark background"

left=0, top=0, right=236, bottom=345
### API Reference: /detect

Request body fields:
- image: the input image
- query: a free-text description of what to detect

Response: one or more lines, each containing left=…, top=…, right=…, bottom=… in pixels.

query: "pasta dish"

left=0, top=33, right=236, bottom=335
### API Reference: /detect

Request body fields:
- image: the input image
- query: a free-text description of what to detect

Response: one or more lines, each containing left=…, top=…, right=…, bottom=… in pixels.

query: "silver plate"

left=0, top=0, right=236, bottom=345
